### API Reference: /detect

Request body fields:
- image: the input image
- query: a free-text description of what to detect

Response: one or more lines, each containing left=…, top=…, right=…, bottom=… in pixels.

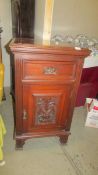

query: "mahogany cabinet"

left=9, top=38, right=90, bottom=149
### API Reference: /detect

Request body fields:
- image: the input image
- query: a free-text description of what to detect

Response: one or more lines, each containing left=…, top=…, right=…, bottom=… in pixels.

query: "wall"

left=52, top=0, right=98, bottom=39
left=0, top=0, right=12, bottom=87
left=34, top=0, right=45, bottom=40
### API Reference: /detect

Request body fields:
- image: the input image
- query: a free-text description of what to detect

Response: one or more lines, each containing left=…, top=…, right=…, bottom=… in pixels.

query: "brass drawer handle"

left=43, top=67, right=57, bottom=75
left=23, top=109, right=28, bottom=120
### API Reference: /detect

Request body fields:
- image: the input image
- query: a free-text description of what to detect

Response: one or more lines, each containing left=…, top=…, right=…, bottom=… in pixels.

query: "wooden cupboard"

left=10, top=38, right=90, bottom=149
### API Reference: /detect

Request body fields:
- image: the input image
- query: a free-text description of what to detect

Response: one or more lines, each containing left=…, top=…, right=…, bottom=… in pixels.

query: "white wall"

left=34, top=0, right=45, bottom=40
left=52, top=0, right=98, bottom=39
left=0, top=0, right=12, bottom=87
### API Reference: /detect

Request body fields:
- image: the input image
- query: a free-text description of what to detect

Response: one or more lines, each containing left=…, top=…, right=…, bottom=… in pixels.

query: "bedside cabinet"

left=10, top=38, right=90, bottom=149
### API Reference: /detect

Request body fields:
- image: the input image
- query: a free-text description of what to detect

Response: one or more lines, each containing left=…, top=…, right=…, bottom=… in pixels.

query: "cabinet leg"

left=59, top=135, right=68, bottom=145
left=16, top=140, right=25, bottom=150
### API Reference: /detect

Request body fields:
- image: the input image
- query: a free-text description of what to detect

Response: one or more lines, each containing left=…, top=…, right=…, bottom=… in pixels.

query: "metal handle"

left=23, top=109, right=28, bottom=120
left=43, top=67, right=57, bottom=75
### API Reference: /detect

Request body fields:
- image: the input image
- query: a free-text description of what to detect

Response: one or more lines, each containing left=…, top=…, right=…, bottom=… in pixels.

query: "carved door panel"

left=22, top=84, right=73, bottom=132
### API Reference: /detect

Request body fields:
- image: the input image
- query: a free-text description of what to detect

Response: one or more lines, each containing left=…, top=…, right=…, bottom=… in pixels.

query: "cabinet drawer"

left=23, top=60, right=77, bottom=81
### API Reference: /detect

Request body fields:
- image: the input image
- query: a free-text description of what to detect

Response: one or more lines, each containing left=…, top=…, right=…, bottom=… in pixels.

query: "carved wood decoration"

left=35, top=96, right=58, bottom=125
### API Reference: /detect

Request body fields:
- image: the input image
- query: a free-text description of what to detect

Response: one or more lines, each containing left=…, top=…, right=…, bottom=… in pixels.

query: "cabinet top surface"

left=9, top=38, right=91, bottom=57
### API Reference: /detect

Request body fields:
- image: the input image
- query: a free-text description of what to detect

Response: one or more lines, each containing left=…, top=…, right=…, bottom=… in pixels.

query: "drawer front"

left=22, top=60, right=77, bottom=81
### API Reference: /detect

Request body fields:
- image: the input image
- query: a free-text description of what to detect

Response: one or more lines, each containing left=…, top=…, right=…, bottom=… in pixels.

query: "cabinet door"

left=22, top=84, right=73, bottom=132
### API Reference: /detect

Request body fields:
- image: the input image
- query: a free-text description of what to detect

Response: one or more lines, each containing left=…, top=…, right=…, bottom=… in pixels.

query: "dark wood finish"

left=9, top=38, right=90, bottom=149
left=11, top=0, right=35, bottom=38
